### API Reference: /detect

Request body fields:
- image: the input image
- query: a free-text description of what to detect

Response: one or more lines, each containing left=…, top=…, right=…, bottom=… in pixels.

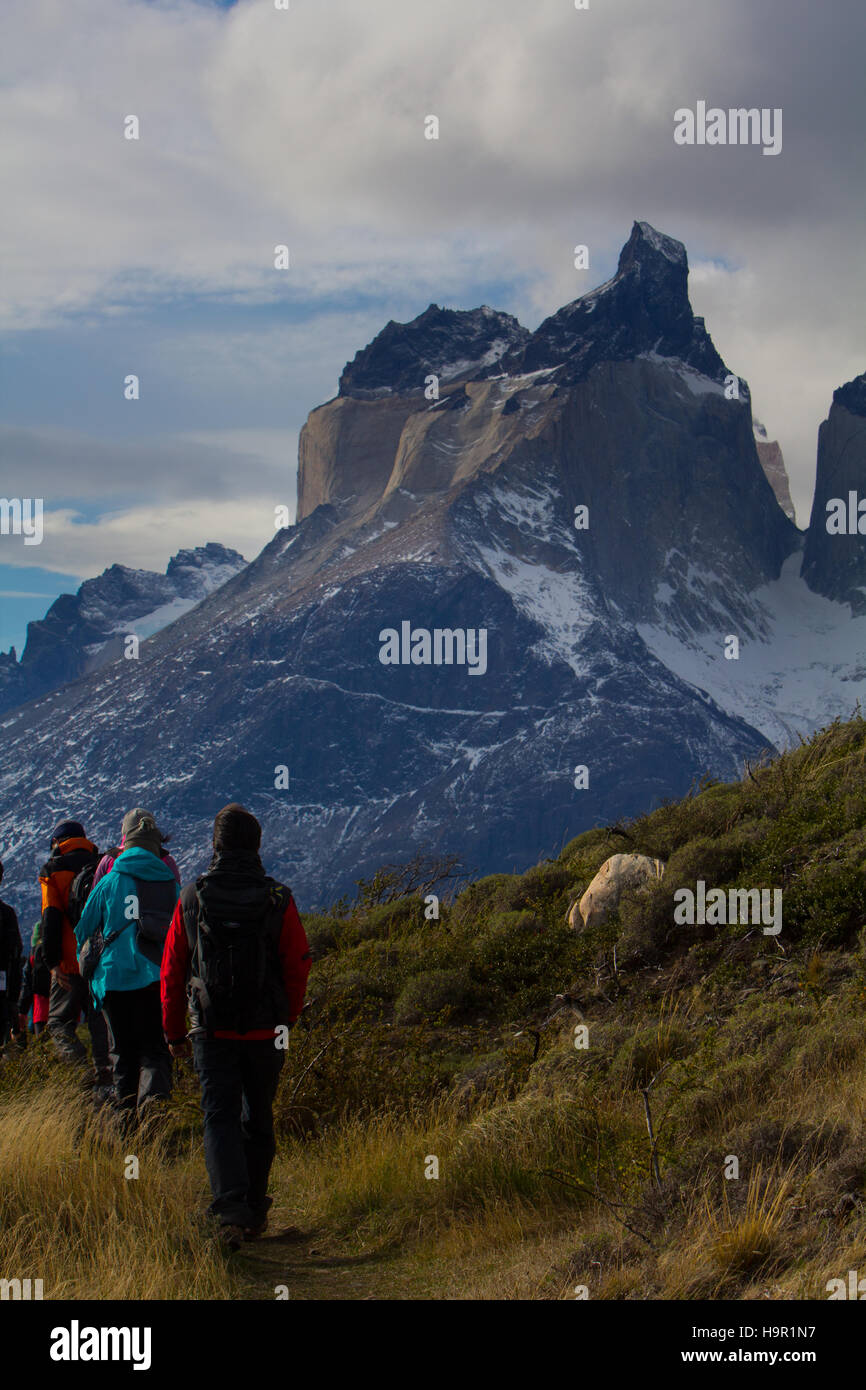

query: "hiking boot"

left=243, top=1216, right=268, bottom=1241
left=217, top=1224, right=246, bottom=1252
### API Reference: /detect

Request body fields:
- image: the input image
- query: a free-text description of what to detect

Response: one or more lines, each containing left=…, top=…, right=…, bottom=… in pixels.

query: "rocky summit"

left=0, top=224, right=863, bottom=912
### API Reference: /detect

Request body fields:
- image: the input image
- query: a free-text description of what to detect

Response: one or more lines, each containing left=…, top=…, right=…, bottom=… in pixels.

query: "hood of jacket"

left=110, top=847, right=178, bottom=882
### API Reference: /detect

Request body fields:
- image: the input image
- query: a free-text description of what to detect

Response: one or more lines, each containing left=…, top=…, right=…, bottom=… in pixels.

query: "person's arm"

left=163, top=853, right=182, bottom=885
left=91, top=854, right=113, bottom=889
left=39, top=876, right=64, bottom=971
left=74, top=880, right=105, bottom=950
left=278, top=895, right=312, bottom=1024
left=18, top=954, right=33, bottom=1016
left=161, top=898, right=191, bottom=1051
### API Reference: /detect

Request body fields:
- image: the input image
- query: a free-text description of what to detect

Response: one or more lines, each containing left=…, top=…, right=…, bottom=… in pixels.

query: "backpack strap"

left=186, top=878, right=217, bottom=1036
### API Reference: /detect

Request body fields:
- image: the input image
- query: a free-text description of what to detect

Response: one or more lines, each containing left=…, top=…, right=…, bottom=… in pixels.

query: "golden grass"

left=3, top=950, right=866, bottom=1299
left=0, top=1078, right=234, bottom=1300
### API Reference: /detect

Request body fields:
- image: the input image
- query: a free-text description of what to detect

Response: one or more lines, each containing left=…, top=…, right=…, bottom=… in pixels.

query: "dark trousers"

left=48, top=972, right=110, bottom=1072
left=0, top=991, right=14, bottom=1043
left=102, top=982, right=172, bottom=1111
left=192, top=1037, right=285, bottom=1228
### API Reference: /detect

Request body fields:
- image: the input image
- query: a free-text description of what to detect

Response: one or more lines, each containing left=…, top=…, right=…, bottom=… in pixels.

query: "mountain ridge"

left=0, top=223, right=862, bottom=916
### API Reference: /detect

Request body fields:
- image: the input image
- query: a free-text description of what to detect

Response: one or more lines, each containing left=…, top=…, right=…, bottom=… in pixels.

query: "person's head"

left=120, top=808, right=168, bottom=858
left=213, top=803, right=262, bottom=855
left=50, top=819, right=86, bottom=850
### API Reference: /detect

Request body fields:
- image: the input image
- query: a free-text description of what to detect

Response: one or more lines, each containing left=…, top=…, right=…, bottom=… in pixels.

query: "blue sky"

left=2, top=0, right=864, bottom=655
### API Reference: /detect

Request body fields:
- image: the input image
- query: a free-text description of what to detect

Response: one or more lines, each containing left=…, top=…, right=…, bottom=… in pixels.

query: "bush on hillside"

left=394, top=969, right=474, bottom=1025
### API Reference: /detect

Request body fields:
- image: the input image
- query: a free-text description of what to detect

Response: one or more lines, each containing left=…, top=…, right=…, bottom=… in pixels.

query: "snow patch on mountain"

left=476, top=546, right=597, bottom=678
left=639, top=351, right=728, bottom=397
left=638, top=552, right=866, bottom=748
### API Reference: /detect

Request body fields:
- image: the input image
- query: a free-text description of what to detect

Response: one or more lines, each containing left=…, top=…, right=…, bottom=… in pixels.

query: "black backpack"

left=66, top=854, right=101, bottom=927
left=131, top=876, right=178, bottom=966
left=185, top=876, right=289, bottom=1035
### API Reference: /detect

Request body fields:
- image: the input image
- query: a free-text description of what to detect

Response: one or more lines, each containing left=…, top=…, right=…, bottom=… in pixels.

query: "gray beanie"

left=121, top=807, right=166, bottom=857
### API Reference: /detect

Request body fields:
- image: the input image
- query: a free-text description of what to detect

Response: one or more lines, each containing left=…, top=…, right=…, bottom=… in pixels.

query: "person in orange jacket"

left=40, top=819, right=111, bottom=1083
left=161, top=804, right=310, bottom=1249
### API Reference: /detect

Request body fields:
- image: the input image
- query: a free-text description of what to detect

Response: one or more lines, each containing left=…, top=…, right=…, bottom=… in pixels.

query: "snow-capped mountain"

left=0, top=223, right=862, bottom=913
left=0, top=543, right=246, bottom=716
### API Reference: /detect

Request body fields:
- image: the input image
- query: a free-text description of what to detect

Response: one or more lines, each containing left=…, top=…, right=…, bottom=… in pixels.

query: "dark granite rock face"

left=801, top=372, right=866, bottom=611
left=338, top=304, right=530, bottom=398
left=834, top=374, right=866, bottom=418
left=499, top=222, right=730, bottom=388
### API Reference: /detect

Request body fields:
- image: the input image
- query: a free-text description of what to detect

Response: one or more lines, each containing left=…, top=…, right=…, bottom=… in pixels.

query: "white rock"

left=573, top=853, right=665, bottom=931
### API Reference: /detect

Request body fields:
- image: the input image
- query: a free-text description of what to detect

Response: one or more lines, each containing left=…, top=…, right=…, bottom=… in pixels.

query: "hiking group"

left=0, top=803, right=311, bottom=1250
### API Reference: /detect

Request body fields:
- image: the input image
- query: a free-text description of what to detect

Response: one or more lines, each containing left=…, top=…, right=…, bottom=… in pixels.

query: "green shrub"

left=449, top=874, right=516, bottom=929
left=394, top=969, right=473, bottom=1025
left=665, top=834, right=754, bottom=892
left=346, top=895, right=428, bottom=943
left=610, top=1023, right=693, bottom=1090
left=304, top=914, right=340, bottom=959
left=467, top=913, right=577, bottom=1016
left=780, top=852, right=866, bottom=945
left=615, top=880, right=679, bottom=963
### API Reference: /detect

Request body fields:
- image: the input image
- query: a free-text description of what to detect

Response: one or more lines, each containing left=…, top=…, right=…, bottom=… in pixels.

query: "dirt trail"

left=235, top=1225, right=430, bottom=1301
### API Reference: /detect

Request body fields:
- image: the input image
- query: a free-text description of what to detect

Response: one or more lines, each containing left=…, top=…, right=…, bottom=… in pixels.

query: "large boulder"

left=569, top=853, right=665, bottom=931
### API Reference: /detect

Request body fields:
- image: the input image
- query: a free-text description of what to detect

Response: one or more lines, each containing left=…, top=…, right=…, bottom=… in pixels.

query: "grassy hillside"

left=3, top=714, right=866, bottom=1299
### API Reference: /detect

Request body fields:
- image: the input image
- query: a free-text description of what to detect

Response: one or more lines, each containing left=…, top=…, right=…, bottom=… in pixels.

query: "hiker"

left=92, top=813, right=182, bottom=889
left=18, top=919, right=51, bottom=1036
left=161, top=804, right=311, bottom=1249
left=0, top=861, right=23, bottom=1047
left=75, top=810, right=179, bottom=1119
left=40, top=819, right=112, bottom=1083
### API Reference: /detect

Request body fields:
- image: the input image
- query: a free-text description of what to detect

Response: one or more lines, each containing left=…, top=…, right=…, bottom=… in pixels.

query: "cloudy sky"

left=1, top=0, right=863, bottom=653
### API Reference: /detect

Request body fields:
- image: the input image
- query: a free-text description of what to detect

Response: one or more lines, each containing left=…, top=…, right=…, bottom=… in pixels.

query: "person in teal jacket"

left=75, top=809, right=180, bottom=1118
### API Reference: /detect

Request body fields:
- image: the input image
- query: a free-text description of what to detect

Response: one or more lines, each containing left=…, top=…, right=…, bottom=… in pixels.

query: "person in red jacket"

left=161, top=803, right=310, bottom=1249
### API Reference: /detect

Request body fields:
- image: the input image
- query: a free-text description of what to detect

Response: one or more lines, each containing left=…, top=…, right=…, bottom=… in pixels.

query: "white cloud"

left=0, top=423, right=294, bottom=506
left=5, top=497, right=280, bottom=579
left=2, top=0, right=864, bottom=517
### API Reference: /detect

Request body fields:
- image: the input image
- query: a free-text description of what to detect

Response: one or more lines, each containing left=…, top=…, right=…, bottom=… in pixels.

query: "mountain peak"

left=501, top=220, right=726, bottom=385
left=620, top=220, right=689, bottom=272
left=166, top=542, right=246, bottom=578
left=338, top=303, right=530, bottom=399
left=833, top=370, right=866, bottom=418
